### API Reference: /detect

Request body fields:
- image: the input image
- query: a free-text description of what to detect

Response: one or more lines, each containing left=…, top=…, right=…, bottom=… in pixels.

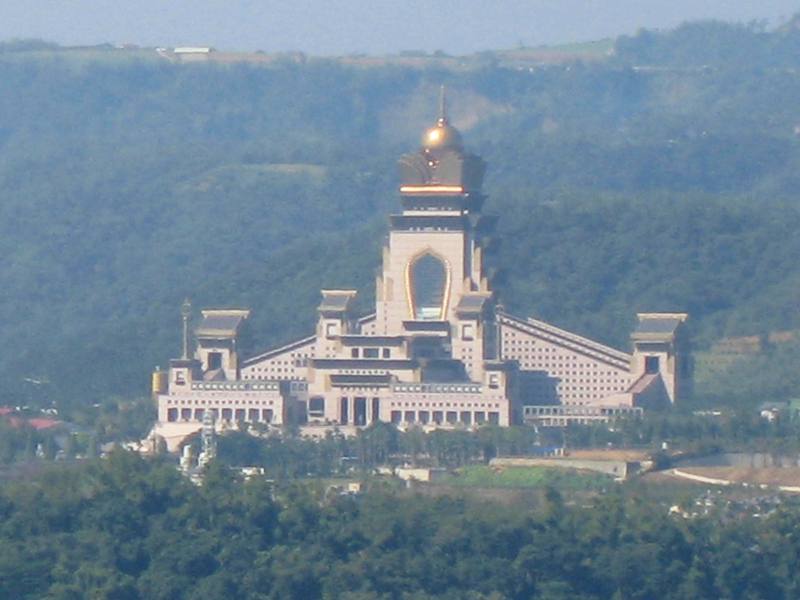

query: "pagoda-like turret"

left=398, top=87, right=486, bottom=206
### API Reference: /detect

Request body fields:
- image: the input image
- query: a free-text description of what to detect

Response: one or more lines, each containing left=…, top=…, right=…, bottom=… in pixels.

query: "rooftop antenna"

left=438, top=84, right=447, bottom=125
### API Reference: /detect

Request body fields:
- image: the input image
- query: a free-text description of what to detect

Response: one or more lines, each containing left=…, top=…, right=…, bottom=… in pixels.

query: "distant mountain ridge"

left=1, top=19, right=799, bottom=413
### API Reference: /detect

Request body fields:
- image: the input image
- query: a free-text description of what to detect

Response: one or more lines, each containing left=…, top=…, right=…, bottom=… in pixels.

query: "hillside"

left=2, top=20, right=800, bottom=413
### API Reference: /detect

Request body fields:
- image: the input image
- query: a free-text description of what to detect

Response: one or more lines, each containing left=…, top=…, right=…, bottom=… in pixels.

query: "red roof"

left=5, top=416, right=61, bottom=430
left=28, top=418, right=60, bottom=431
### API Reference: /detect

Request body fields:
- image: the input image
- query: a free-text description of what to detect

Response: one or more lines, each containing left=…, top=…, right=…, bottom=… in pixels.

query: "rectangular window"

left=372, top=398, right=381, bottom=423
left=355, top=397, right=367, bottom=426
left=391, top=410, right=402, bottom=424
left=351, top=348, right=360, bottom=358
left=488, top=374, right=499, bottom=389
left=645, top=356, right=660, bottom=374
left=382, top=348, right=391, bottom=358
left=309, top=396, right=325, bottom=416
left=208, top=352, right=222, bottom=370
left=364, top=348, right=380, bottom=358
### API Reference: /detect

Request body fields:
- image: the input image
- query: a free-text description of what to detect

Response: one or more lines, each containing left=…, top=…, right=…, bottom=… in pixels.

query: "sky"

left=2, top=1, right=799, bottom=55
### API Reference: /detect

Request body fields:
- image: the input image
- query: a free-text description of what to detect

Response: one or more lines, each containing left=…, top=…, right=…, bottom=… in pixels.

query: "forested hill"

left=2, top=19, right=800, bottom=413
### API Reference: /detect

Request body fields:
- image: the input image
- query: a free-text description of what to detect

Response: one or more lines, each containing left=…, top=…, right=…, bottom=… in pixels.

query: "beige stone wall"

left=306, top=382, right=511, bottom=427
left=241, top=337, right=316, bottom=381
left=384, top=386, right=510, bottom=426
left=157, top=385, right=285, bottom=426
left=358, top=314, right=378, bottom=335
left=195, top=344, right=238, bottom=380
left=451, top=318, right=485, bottom=379
left=168, top=365, right=196, bottom=395
left=630, top=346, right=678, bottom=403
left=499, top=316, right=632, bottom=406
left=378, top=230, right=471, bottom=336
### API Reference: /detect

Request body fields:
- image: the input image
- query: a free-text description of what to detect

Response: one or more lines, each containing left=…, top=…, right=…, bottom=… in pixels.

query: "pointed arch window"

left=408, top=253, right=448, bottom=320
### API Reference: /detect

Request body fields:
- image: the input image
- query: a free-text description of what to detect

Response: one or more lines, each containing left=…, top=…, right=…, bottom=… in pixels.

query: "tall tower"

left=197, top=410, right=217, bottom=468
left=375, top=88, right=496, bottom=379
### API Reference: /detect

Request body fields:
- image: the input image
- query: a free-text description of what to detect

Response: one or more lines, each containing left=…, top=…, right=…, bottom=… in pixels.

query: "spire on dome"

left=422, top=84, right=462, bottom=151
left=438, top=84, right=447, bottom=125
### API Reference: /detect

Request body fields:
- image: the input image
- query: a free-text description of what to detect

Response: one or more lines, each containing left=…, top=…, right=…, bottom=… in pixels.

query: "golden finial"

left=422, top=84, right=462, bottom=151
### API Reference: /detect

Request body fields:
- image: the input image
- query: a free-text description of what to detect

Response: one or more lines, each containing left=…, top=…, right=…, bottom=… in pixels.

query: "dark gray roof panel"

left=634, top=318, right=682, bottom=335
left=319, top=295, right=352, bottom=312
left=318, top=291, right=357, bottom=313
left=196, top=314, right=247, bottom=337
left=456, top=294, right=490, bottom=313
left=330, top=374, right=392, bottom=387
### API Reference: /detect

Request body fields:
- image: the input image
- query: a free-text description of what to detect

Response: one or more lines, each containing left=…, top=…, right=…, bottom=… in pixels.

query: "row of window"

left=190, top=382, right=279, bottom=391
left=166, top=398, right=276, bottom=406
left=393, top=384, right=482, bottom=394
left=391, top=401, right=501, bottom=409
left=532, top=418, right=601, bottom=427
left=518, top=365, right=626, bottom=378
left=350, top=347, right=392, bottom=359
left=502, top=334, right=627, bottom=367
left=166, top=407, right=274, bottom=423
left=245, top=357, right=310, bottom=374
left=524, top=406, right=639, bottom=416
left=556, top=384, right=626, bottom=391
left=390, top=410, right=500, bottom=426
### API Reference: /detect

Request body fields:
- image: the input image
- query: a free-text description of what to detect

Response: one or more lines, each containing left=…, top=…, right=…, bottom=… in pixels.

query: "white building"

left=150, top=92, right=690, bottom=449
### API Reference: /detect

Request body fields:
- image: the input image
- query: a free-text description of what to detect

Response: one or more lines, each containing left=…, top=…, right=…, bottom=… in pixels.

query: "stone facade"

left=149, top=95, right=690, bottom=447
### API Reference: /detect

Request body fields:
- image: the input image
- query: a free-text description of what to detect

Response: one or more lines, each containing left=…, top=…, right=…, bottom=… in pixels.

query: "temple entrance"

left=371, top=397, right=380, bottom=423
left=354, top=397, right=367, bottom=426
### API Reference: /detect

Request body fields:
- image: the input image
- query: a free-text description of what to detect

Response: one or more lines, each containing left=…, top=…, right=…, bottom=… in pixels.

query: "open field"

left=439, top=465, right=613, bottom=491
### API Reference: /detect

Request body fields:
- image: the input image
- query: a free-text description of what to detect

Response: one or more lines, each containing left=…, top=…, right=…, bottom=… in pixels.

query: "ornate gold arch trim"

left=404, top=247, right=452, bottom=321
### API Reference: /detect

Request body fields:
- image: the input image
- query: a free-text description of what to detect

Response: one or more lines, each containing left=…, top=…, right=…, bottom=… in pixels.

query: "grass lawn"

left=441, top=465, right=612, bottom=491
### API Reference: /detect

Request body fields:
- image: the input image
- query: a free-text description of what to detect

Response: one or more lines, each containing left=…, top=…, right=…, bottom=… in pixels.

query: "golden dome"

left=423, top=118, right=463, bottom=151
left=421, top=86, right=463, bottom=152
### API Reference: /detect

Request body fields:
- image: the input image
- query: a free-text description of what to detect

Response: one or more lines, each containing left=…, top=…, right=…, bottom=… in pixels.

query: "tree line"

left=3, top=448, right=800, bottom=599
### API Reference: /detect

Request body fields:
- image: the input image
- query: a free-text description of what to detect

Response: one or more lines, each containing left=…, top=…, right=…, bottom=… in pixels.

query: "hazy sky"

left=3, top=1, right=799, bottom=55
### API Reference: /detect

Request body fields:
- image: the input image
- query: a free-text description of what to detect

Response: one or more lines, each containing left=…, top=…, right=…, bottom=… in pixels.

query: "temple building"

left=150, top=92, right=690, bottom=450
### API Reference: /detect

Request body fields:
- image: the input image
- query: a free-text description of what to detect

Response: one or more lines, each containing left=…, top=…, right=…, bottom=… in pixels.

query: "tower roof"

left=399, top=87, right=485, bottom=192
left=195, top=309, right=250, bottom=338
